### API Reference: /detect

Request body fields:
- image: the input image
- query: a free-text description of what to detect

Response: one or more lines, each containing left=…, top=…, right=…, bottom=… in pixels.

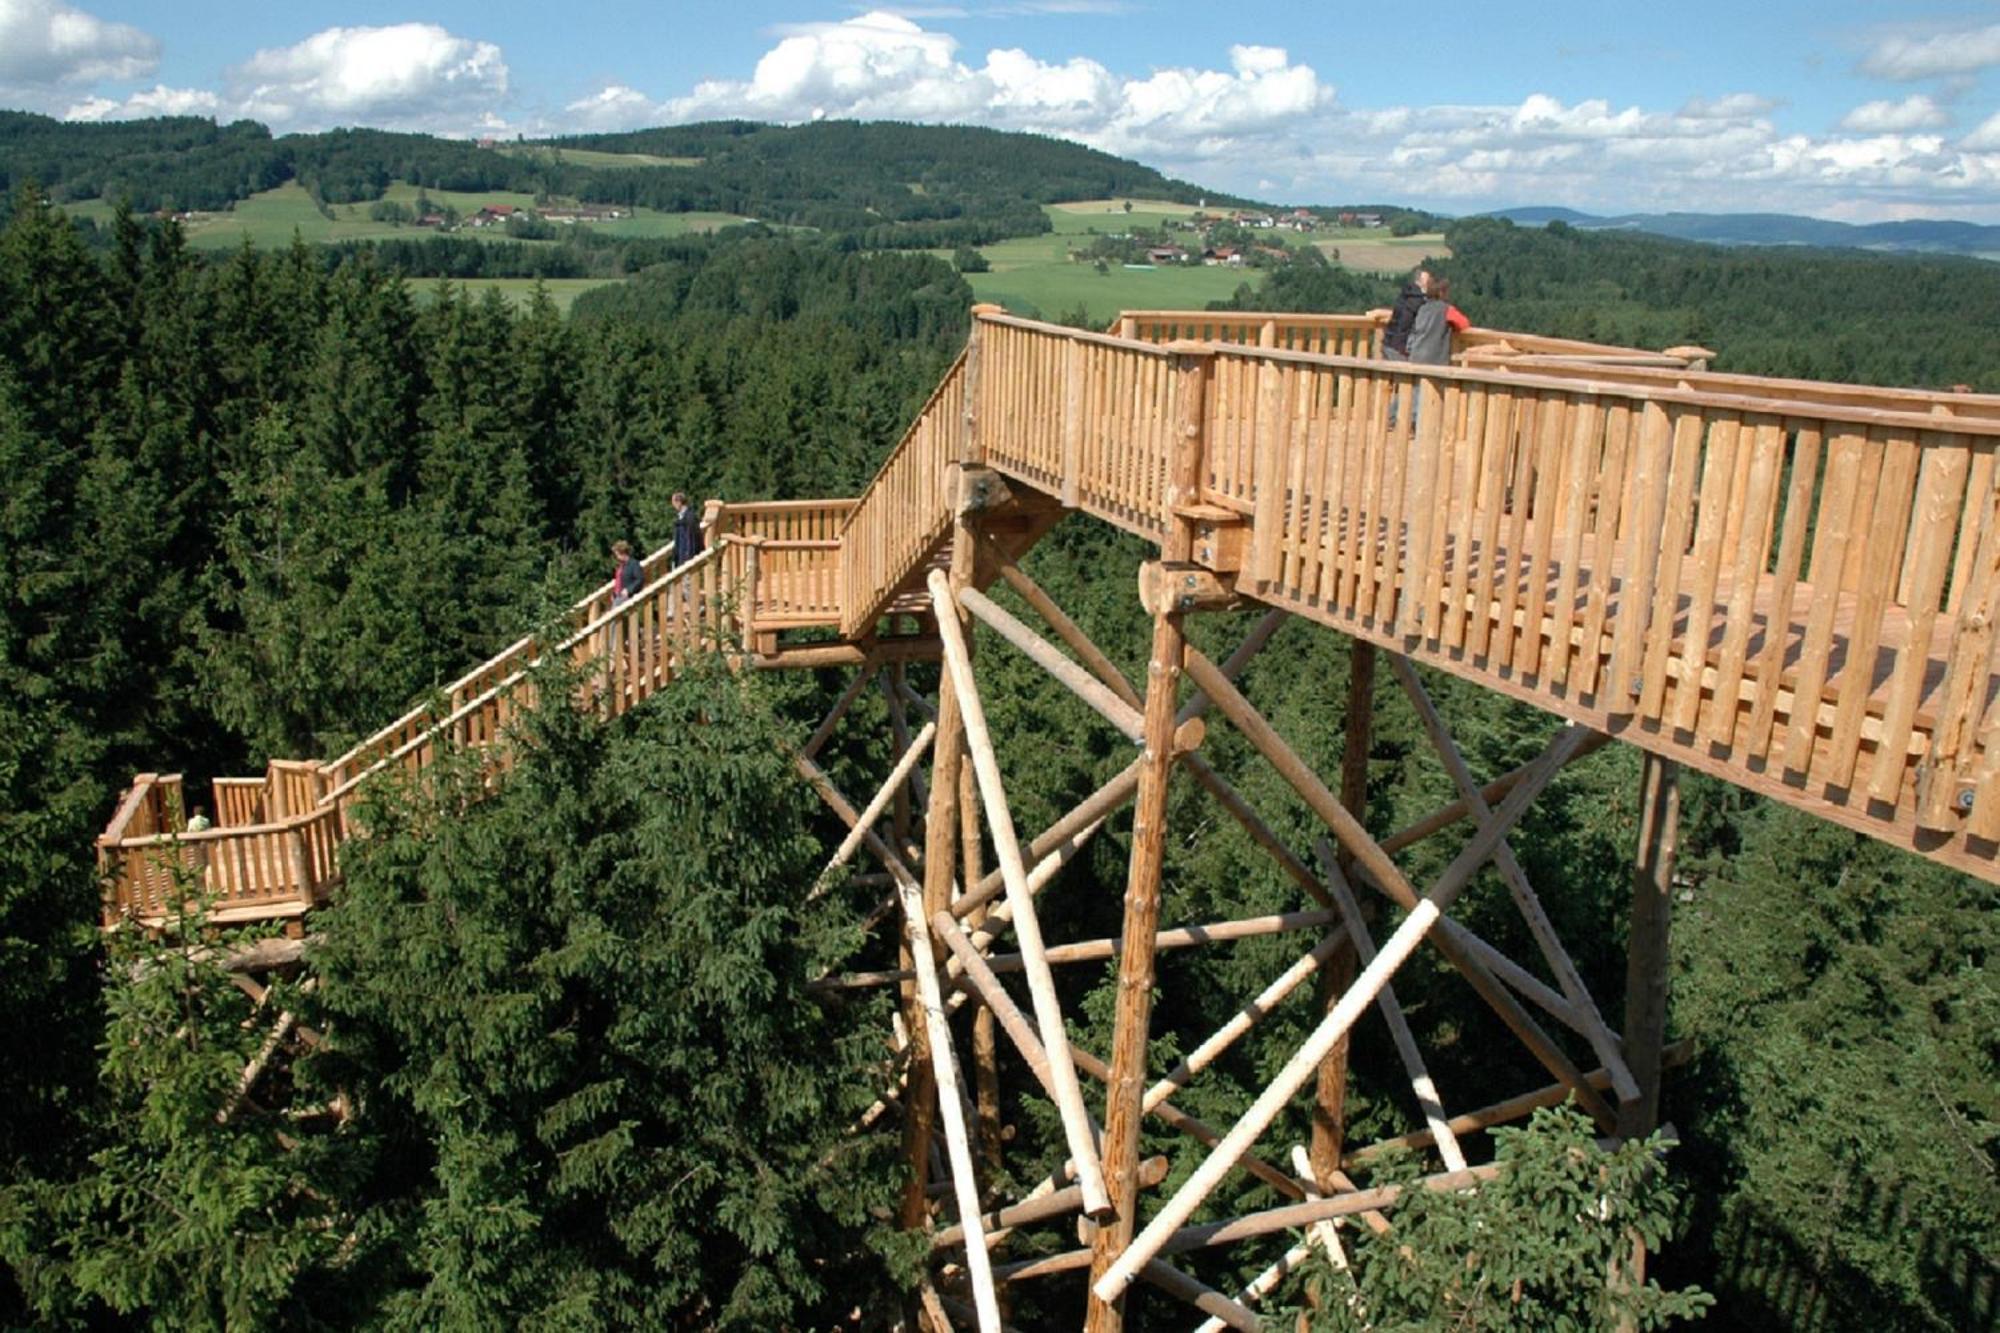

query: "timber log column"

left=1085, top=345, right=1215, bottom=1331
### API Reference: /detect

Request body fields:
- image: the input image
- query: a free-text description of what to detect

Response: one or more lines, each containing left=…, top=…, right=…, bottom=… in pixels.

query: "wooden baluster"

left=1946, top=445, right=1998, bottom=615
left=1547, top=398, right=1602, bottom=690
left=1744, top=424, right=1823, bottom=760
left=1636, top=411, right=1708, bottom=721
left=1466, top=385, right=1517, bottom=663
left=1575, top=401, right=1635, bottom=698
left=1782, top=429, right=1869, bottom=774
left=1868, top=435, right=1971, bottom=802
left=1827, top=430, right=1920, bottom=787
left=1434, top=382, right=1483, bottom=653
left=1705, top=419, right=1785, bottom=748
left=1495, top=393, right=1546, bottom=674
left=1669, top=415, right=1744, bottom=734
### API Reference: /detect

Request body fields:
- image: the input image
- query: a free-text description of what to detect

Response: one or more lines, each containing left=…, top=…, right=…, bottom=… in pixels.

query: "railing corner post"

left=741, top=537, right=764, bottom=656
left=963, top=307, right=1000, bottom=468
left=1163, top=341, right=1215, bottom=525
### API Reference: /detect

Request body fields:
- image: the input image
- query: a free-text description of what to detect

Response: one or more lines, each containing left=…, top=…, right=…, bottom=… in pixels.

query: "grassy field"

left=1043, top=199, right=1206, bottom=238
left=958, top=204, right=1453, bottom=322
left=166, top=181, right=749, bottom=251
left=588, top=211, right=753, bottom=239
left=500, top=145, right=701, bottom=169
left=967, top=220, right=1249, bottom=324
left=1314, top=229, right=1451, bottom=273
left=410, top=277, right=626, bottom=313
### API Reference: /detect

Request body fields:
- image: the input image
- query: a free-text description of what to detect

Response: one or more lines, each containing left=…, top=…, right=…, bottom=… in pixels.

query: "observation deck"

left=99, top=305, right=2000, bottom=928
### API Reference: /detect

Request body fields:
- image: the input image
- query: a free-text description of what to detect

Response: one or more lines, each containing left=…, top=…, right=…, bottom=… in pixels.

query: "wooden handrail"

left=103, top=303, right=2000, bottom=916
left=964, top=308, right=2000, bottom=871
left=104, top=547, right=737, bottom=924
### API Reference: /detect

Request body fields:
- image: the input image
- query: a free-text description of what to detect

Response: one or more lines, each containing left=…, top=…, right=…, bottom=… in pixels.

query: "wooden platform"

left=98, top=306, right=2000, bottom=929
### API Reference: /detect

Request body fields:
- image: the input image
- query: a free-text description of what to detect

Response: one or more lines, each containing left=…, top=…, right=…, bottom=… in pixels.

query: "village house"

left=1146, top=245, right=1191, bottom=265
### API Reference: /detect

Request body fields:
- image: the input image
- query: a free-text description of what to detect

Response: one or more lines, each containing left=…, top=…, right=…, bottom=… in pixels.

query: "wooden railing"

left=711, top=499, right=854, bottom=632
left=1117, top=311, right=1383, bottom=358
left=980, top=320, right=1175, bottom=540
left=101, top=547, right=736, bottom=925
left=101, top=303, right=2000, bottom=913
left=1467, top=355, right=2000, bottom=423
left=103, top=804, right=345, bottom=926
left=960, top=309, right=2000, bottom=875
left=840, top=353, right=966, bottom=637
left=1115, top=311, right=1707, bottom=370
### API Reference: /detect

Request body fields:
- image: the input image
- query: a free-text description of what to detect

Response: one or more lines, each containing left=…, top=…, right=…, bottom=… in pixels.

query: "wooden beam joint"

left=1139, top=561, right=1240, bottom=617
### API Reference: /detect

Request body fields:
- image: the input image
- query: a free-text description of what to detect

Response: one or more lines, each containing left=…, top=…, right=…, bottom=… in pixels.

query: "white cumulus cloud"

left=64, top=84, right=220, bottom=122
left=0, top=0, right=156, bottom=89
left=1841, top=94, right=1949, bottom=133
left=556, top=13, right=2000, bottom=220
left=614, top=11, right=1326, bottom=162
left=1859, top=23, right=2000, bottom=80
left=1962, top=110, right=2000, bottom=152
left=228, top=23, right=509, bottom=132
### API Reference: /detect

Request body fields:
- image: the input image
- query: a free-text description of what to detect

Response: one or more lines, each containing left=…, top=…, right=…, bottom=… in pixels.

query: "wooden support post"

left=1139, top=1261, right=1260, bottom=1332
left=1001, top=1163, right=1505, bottom=1285
left=893, top=874, right=1002, bottom=1331
left=811, top=723, right=935, bottom=899
left=1320, top=850, right=1468, bottom=1172
left=905, top=563, right=978, bottom=1229
left=1094, top=724, right=1590, bottom=1302
left=948, top=680, right=1003, bottom=1187
left=900, top=316, right=991, bottom=1272
left=1619, top=753, right=1681, bottom=1140
left=803, top=661, right=880, bottom=762
left=1389, top=654, right=1640, bottom=1105
left=1312, top=637, right=1373, bottom=1194
left=1086, top=343, right=1211, bottom=1332
left=929, top=568, right=1109, bottom=1216
left=1182, top=646, right=1619, bottom=1131
left=1347, top=1040, right=1694, bottom=1168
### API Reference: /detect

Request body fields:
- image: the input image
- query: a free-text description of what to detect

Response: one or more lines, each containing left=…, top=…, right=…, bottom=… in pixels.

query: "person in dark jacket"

left=1383, top=268, right=1432, bottom=427
left=1380, top=268, right=1432, bottom=361
left=672, top=492, right=703, bottom=566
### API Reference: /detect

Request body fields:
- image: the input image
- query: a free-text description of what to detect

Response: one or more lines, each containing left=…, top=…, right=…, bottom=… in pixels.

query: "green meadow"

left=959, top=202, right=1451, bottom=323
left=500, top=145, right=702, bottom=169
left=165, top=182, right=751, bottom=251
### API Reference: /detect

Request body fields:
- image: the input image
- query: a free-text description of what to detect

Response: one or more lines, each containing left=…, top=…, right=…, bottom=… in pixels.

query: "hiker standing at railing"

left=1402, top=277, right=1461, bottom=433
left=1379, top=267, right=1432, bottom=364
left=1381, top=268, right=1431, bottom=428
left=672, top=492, right=704, bottom=566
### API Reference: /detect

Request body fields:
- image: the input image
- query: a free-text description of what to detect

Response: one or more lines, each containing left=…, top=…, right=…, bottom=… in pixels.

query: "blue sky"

left=5, top=1, right=1999, bottom=221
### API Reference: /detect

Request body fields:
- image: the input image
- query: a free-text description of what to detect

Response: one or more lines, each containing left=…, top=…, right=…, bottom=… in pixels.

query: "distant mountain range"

left=1484, top=206, right=2000, bottom=258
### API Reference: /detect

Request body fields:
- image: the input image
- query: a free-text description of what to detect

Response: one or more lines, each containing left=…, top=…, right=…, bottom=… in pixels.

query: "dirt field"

left=1316, top=232, right=1452, bottom=273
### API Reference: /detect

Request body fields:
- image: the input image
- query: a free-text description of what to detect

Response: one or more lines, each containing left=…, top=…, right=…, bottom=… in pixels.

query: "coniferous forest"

left=0, top=118, right=1995, bottom=1331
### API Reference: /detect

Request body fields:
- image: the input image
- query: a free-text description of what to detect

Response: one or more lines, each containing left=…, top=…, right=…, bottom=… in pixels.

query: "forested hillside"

left=0, top=144, right=1994, bottom=1330
left=0, top=113, right=1237, bottom=249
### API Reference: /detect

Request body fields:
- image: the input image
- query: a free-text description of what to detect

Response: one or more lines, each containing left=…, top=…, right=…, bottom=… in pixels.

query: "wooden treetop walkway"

left=100, top=305, right=2000, bottom=926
